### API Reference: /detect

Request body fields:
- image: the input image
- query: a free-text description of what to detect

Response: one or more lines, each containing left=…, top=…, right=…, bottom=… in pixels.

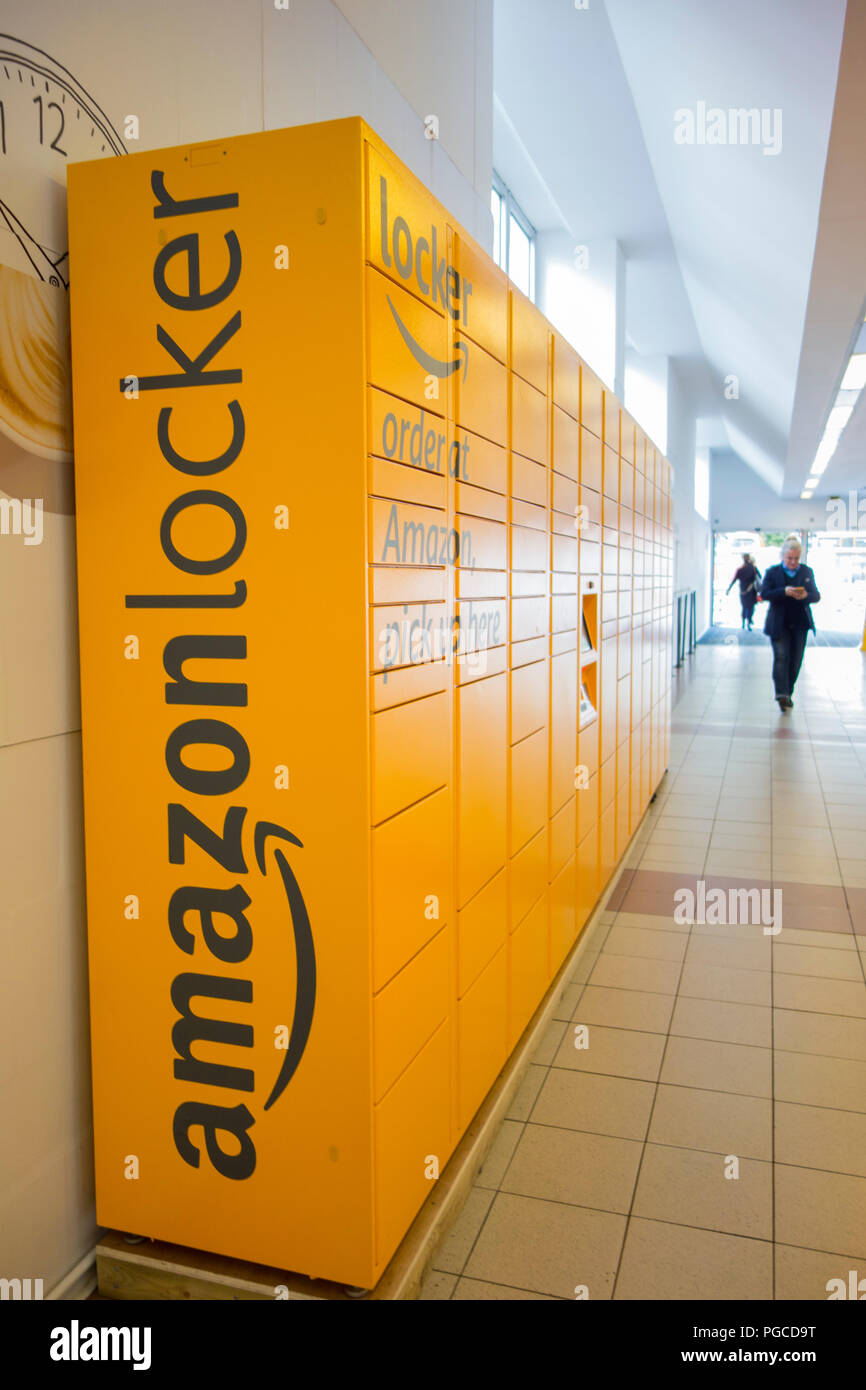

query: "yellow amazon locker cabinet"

left=68, top=118, right=673, bottom=1289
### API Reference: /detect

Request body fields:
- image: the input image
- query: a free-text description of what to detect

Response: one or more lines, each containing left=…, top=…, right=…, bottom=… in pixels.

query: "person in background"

left=726, top=552, right=762, bottom=629
left=759, top=536, right=820, bottom=711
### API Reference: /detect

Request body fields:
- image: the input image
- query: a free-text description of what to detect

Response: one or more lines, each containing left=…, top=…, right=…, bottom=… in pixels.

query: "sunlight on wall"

left=541, top=253, right=616, bottom=389
left=624, top=351, right=668, bottom=454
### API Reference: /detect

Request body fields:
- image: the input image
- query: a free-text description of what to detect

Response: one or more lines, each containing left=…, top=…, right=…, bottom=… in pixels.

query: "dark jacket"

left=760, top=563, right=820, bottom=638
left=729, top=563, right=760, bottom=594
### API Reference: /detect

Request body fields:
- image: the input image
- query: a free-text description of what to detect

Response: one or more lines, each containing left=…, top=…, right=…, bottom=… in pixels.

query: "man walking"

left=759, top=536, right=821, bottom=711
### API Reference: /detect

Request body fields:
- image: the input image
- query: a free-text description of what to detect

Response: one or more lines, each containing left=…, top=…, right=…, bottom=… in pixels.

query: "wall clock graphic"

left=0, top=34, right=125, bottom=462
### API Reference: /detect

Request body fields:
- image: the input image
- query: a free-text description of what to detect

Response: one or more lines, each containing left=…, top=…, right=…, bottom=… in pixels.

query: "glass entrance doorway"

left=712, top=531, right=781, bottom=628
left=805, top=531, right=866, bottom=635
left=712, top=530, right=866, bottom=640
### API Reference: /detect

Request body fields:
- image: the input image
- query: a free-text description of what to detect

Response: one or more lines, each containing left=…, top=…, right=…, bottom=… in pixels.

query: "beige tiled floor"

left=419, top=646, right=866, bottom=1301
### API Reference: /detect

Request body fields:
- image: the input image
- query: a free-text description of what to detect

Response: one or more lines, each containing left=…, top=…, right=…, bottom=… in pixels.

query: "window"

left=694, top=449, right=709, bottom=521
left=491, top=186, right=504, bottom=268
left=508, top=214, right=532, bottom=298
left=491, top=173, right=536, bottom=301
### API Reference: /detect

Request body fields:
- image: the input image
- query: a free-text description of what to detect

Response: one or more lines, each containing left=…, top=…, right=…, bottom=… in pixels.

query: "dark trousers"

left=740, top=591, right=756, bottom=625
left=771, top=627, right=808, bottom=697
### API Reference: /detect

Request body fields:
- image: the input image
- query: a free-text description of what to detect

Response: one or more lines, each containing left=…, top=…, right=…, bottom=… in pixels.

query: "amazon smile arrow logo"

left=377, top=174, right=474, bottom=382
left=386, top=294, right=469, bottom=381
left=254, top=820, right=316, bottom=1112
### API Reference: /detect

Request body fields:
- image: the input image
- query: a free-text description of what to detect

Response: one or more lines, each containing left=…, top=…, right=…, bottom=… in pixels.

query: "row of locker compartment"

left=363, top=486, right=674, bottom=560
left=371, top=575, right=675, bottom=607
left=367, top=625, right=671, bottom=716
left=369, top=712, right=668, bottom=1263
left=367, top=452, right=674, bottom=557
left=370, top=720, right=668, bottom=1102
left=362, top=484, right=674, bottom=566
left=369, top=779, right=590, bottom=999
left=368, top=615, right=672, bottom=707
left=367, top=486, right=672, bottom=570
left=369, top=448, right=603, bottom=521
left=369, top=650, right=670, bottom=739
left=368, top=564, right=603, bottom=603
left=367, top=534, right=671, bottom=591
left=366, top=492, right=671, bottom=576
left=367, top=572, right=674, bottom=612
left=367, top=567, right=674, bottom=607
left=600, top=665, right=672, bottom=764
left=367, top=385, right=673, bottom=520
left=368, top=595, right=672, bottom=674
left=368, top=724, right=667, bottom=1265
left=369, top=672, right=669, bottom=921
left=372, top=830, right=603, bottom=1100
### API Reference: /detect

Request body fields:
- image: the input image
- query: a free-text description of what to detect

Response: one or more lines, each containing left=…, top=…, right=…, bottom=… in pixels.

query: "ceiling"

left=493, top=0, right=856, bottom=500
left=785, top=0, right=866, bottom=498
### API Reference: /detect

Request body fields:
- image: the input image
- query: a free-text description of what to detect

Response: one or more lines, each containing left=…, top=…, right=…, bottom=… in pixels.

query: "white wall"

left=668, top=362, right=712, bottom=636
left=0, top=0, right=491, bottom=1295
left=263, top=0, right=493, bottom=245
left=333, top=0, right=493, bottom=207
left=712, top=449, right=835, bottom=533
left=625, top=350, right=669, bottom=456
left=536, top=233, right=626, bottom=398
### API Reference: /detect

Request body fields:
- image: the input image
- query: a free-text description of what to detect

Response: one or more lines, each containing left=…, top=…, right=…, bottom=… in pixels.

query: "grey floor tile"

left=679, top=961, right=771, bottom=1006
left=773, top=1008, right=866, bottom=1061
left=774, top=1100, right=866, bottom=1178
left=501, top=1122, right=643, bottom=1213
left=464, top=1191, right=626, bottom=1300
left=602, top=925, right=688, bottom=962
left=532, top=1068, right=655, bottom=1141
left=573, top=984, right=675, bottom=1033
left=660, top=1035, right=772, bottom=1099
left=670, top=996, right=771, bottom=1047
left=685, top=935, right=771, bottom=972
left=553, top=1022, right=666, bottom=1082
left=773, top=973, right=866, bottom=1018
left=773, top=944, right=863, bottom=982
left=774, top=1051, right=866, bottom=1113
left=614, top=1218, right=772, bottom=1300
left=632, top=1144, right=772, bottom=1240
left=649, top=1085, right=772, bottom=1160
left=588, top=954, right=682, bottom=994
left=775, top=1164, right=866, bottom=1259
